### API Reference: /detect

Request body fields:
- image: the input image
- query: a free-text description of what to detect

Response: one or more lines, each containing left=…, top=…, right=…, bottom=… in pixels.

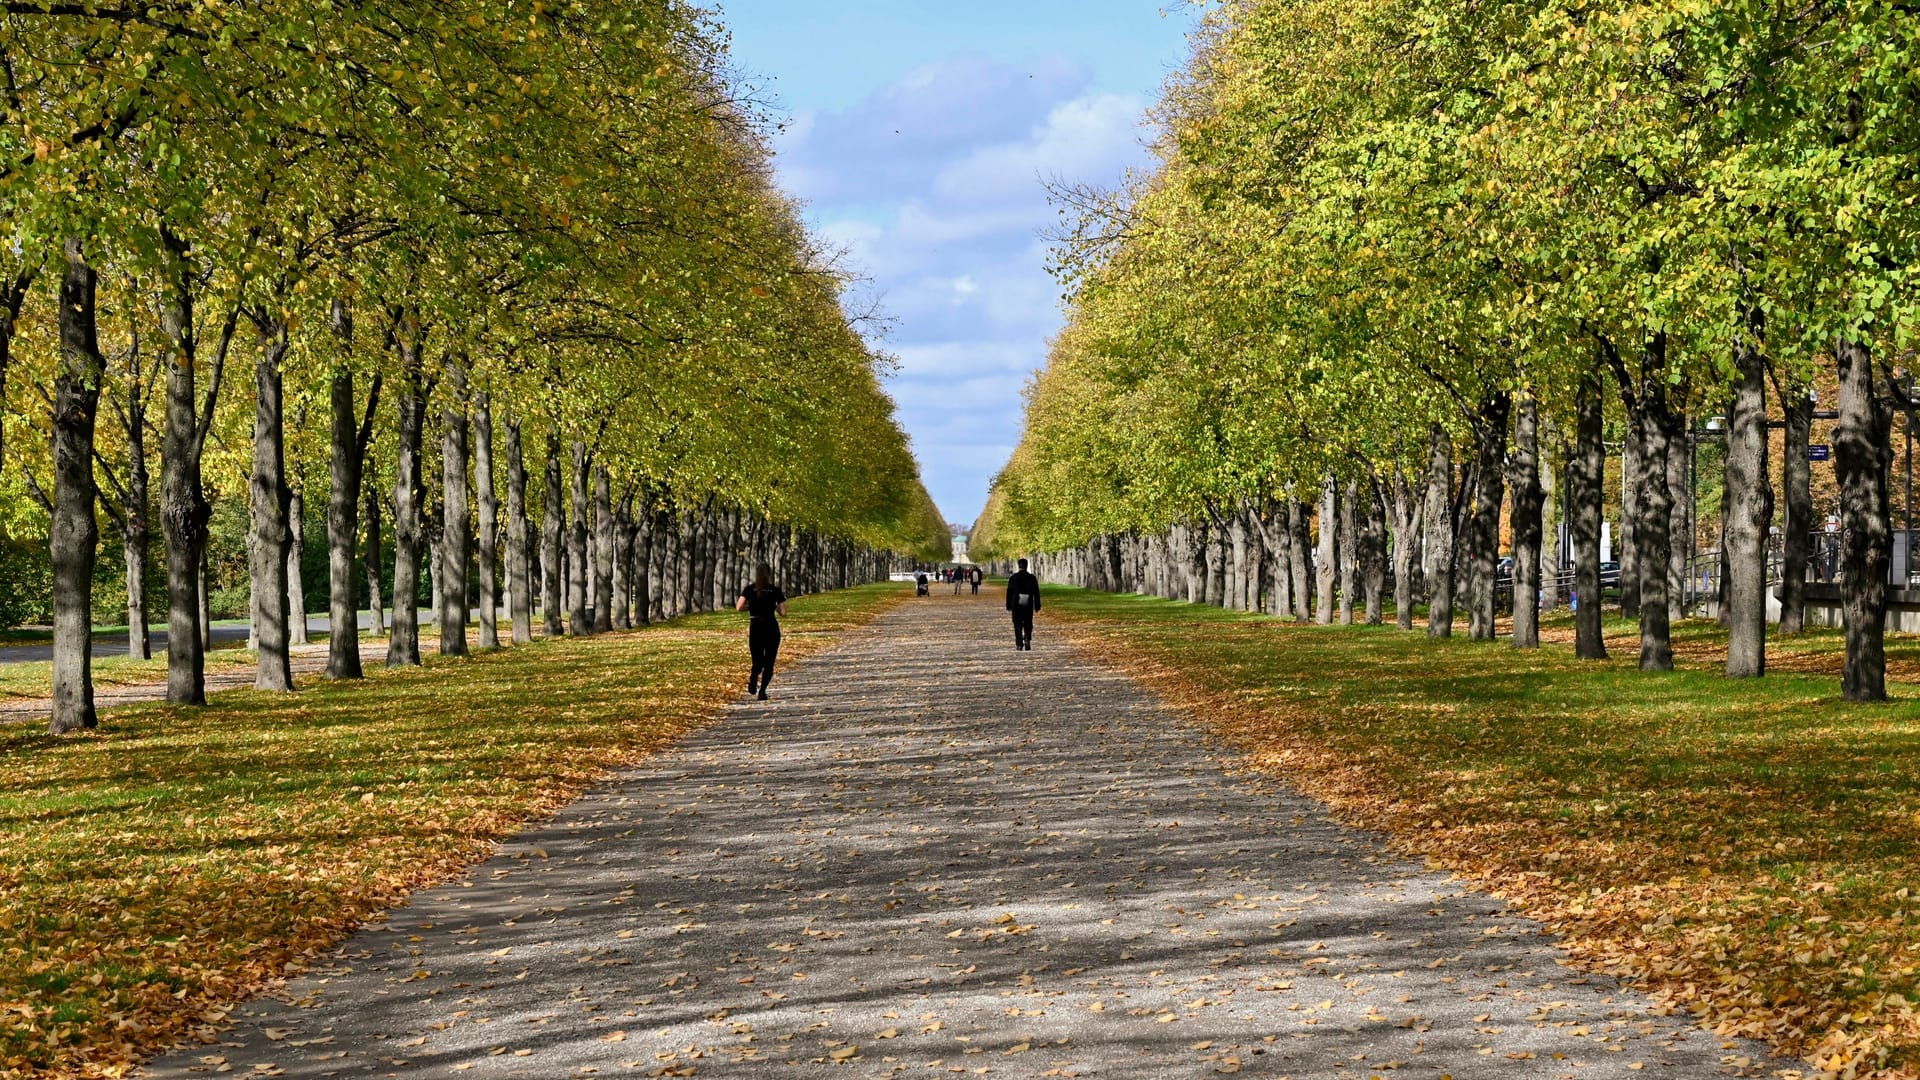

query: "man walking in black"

left=1006, top=558, right=1041, bottom=650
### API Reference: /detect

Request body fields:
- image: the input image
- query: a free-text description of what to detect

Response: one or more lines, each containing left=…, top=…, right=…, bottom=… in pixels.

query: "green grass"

left=0, top=643, right=256, bottom=701
left=1049, top=587, right=1920, bottom=1077
left=0, top=584, right=903, bottom=1079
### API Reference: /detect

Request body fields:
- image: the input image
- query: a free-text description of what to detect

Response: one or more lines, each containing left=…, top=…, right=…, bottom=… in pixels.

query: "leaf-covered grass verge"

left=1049, top=588, right=1920, bottom=1080
left=0, top=644, right=256, bottom=702
left=0, top=584, right=905, bottom=1079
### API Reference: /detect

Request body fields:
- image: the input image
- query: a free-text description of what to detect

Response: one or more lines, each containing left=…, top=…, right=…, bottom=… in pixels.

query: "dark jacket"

left=1005, top=571, right=1041, bottom=613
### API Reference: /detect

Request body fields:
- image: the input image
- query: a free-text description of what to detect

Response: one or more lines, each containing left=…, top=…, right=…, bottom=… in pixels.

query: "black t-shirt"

left=741, top=583, right=786, bottom=621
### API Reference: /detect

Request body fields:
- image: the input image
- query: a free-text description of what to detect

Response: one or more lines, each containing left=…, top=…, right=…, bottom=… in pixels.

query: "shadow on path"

left=140, top=593, right=1776, bottom=1078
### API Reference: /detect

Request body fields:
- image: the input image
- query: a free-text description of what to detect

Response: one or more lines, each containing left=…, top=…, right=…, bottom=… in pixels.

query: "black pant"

left=970, top=581, right=979, bottom=595
left=749, top=620, right=781, bottom=688
left=1011, top=608, right=1034, bottom=649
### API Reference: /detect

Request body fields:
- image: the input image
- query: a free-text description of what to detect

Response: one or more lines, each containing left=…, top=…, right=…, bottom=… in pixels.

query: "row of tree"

left=973, top=0, right=1919, bottom=700
left=0, top=1, right=948, bottom=734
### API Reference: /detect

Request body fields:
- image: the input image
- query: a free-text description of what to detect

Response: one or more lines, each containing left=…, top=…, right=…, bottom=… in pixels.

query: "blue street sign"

left=1809, top=444, right=1832, bottom=462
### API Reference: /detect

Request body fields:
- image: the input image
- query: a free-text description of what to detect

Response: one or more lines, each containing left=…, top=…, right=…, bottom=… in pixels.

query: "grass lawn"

left=0, top=644, right=256, bottom=702
left=1049, top=588, right=1920, bottom=1080
left=0, top=584, right=903, bottom=1079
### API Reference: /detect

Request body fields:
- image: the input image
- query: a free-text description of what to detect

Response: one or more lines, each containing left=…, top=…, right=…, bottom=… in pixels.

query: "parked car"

left=1599, top=561, right=1621, bottom=589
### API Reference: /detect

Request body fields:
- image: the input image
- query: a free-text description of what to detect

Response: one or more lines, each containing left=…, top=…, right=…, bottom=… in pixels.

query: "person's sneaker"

left=747, top=681, right=758, bottom=695
left=757, top=690, right=769, bottom=701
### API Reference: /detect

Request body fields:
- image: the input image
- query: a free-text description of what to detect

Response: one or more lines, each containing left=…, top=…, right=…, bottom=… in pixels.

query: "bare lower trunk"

left=439, top=362, right=470, bottom=657
left=541, top=434, right=565, bottom=636
left=1361, top=479, right=1386, bottom=624
left=593, top=465, right=614, bottom=632
left=568, top=441, right=591, bottom=634
left=1724, top=317, right=1772, bottom=678
left=387, top=345, right=427, bottom=668
left=325, top=336, right=378, bottom=679
left=1778, top=391, right=1813, bottom=633
left=1287, top=500, right=1312, bottom=620
left=1389, top=469, right=1419, bottom=630
left=506, top=417, right=532, bottom=644
left=1835, top=335, right=1892, bottom=701
left=1509, top=392, right=1544, bottom=649
left=474, top=389, right=499, bottom=649
left=1539, top=417, right=1561, bottom=612
left=1666, top=403, right=1691, bottom=622
left=1571, top=365, right=1608, bottom=660
left=1424, top=426, right=1456, bottom=637
left=363, top=456, right=384, bottom=639
left=611, top=494, right=633, bottom=630
left=1337, top=482, right=1357, bottom=625
left=249, top=319, right=294, bottom=691
left=160, top=235, right=209, bottom=705
left=286, top=489, right=307, bottom=646
left=1619, top=418, right=1643, bottom=619
left=1315, top=477, right=1336, bottom=624
left=123, top=370, right=152, bottom=660
left=49, top=239, right=103, bottom=733
left=1634, top=362, right=1675, bottom=672
left=1466, top=392, right=1511, bottom=641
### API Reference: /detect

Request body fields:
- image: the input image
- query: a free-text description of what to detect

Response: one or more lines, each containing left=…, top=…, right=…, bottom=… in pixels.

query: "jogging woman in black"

left=736, top=563, right=787, bottom=700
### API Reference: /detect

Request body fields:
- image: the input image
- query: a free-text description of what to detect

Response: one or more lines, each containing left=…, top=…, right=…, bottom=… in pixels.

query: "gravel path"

left=140, top=593, right=1776, bottom=1078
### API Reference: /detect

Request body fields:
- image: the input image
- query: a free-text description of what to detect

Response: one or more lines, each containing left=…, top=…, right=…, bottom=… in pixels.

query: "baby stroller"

left=915, top=572, right=930, bottom=597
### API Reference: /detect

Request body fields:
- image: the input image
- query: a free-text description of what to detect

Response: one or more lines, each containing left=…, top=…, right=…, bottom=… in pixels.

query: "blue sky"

left=716, top=2, right=1201, bottom=527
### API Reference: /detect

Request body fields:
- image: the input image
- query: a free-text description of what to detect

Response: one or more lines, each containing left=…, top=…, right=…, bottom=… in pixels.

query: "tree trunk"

left=1337, top=483, right=1357, bottom=625
left=387, top=342, right=427, bottom=668
left=325, top=323, right=379, bottom=679
left=1835, top=335, right=1893, bottom=701
left=1634, top=362, right=1676, bottom=672
left=611, top=494, right=633, bottom=630
left=286, top=488, right=307, bottom=647
left=1389, top=469, right=1419, bottom=630
left=473, top=389, right=499, bottom=649
left=1724, top=319, right=1773, bottom=678
left=1362, top=479, right=1386, bottom=624
left=1424, top=426, right=1456, bottom=637
left=1539, top=417, right=1562, bottom=612
left=363, top=454, right=384, bottom=639
left=248, top=316, right=295, bottom=692
left=122, top=360, right=152, bottom=661
left=1315, top=477, right=1337, bottom=624
left=439, top=362, right=470, bottom=657
left=1288, top=499, right=1313, bottom=620
left=1509, top=392, right=1544, bottom=649
left=634, top=507, right=653, bottom=625
left=1666, top=403, right=1692, bottom=623
left=159, top=234, right=209, bottom=705
left=1204, top=518, right=1227, bottom=607
left=568, top=441, right=591, bottom=634
left=1466, top=392, right=1511, bottom=641
left=541, top=434, right=565, bottom=636
left=1778, top=390, right=1813, bottom=633
left=593, top=465, right=615, bottom=632
left=1620, top=417, right=1643, bottom=618
left=1571, top=366, right=1609, bottom=660
left=506, top=417, right=532, bottom=644
left=649, top=507, right=669, bottom=623
left=49, top=239, right=103, bottom=733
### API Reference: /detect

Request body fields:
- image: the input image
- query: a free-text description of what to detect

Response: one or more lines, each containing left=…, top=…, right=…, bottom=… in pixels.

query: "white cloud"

left=765, top=54, right=1157, bottom=523
left=932, top=93, right=1148, bottom=206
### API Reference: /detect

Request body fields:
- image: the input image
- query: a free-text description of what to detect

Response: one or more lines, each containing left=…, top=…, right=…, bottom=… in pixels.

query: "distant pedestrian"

left=736, top=563, right=787, bottom=700
left=1006, top=558, right=1041, bottom=650
left=969, top=566, right=982, bottom=596
left=915, top=570, right=929, bottom=596
left=952, top=568, right=963, bottom=595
